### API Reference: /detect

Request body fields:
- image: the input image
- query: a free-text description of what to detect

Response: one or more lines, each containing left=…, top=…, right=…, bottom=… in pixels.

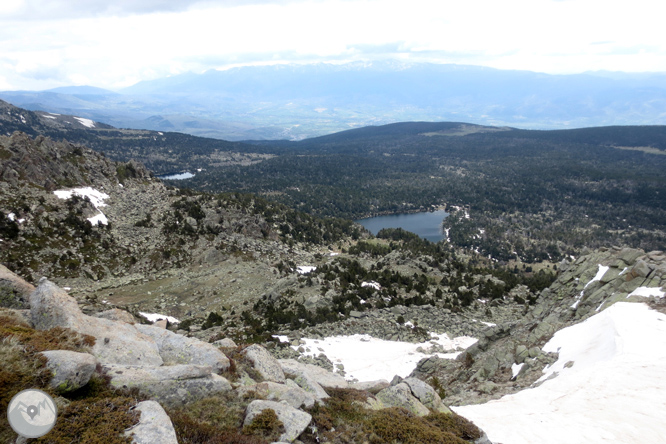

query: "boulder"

left=237, top=381, right=316, bottom=409
left=30, top=280, right=163, bottom=366
left=103, top=364, right=232, bottom=407
left=125, top=400, right=178, bottom=444
left=95, top=308, right=136, bottom=324
left=618, top=248, right=643, bottom=265
left=278, top=359, right=348, bottom=389
left=213, top=338, right=237, bottom=349
left=134, top=324, right=230, bottom=372
left=244, top=400, right=312, bottom=443
left=242, top=344, right=286, bottom=383
left=374, top=382, right=431, bottom=416
left=351, top=379, right=390, bottom=394
left=0, top=264, right=34, bottom=309
left=40, top=350, right=97, bottom=393
left=293, top=373, right=329, bottom=401
left=628, top=260, right=652, bottom=280
left=403, top=377, right=451, bottom=413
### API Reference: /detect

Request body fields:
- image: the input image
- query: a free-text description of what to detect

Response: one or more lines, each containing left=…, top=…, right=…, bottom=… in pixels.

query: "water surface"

left=355, top=210, right=449, bottom=243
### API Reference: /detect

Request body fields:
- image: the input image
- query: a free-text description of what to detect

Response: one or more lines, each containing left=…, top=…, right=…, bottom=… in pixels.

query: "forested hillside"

left=181, top=122, right=666, bottom=262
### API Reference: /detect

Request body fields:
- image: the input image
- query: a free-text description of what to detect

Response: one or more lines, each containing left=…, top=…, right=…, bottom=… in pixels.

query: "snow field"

left=452, top=302, right=666, bottom=444
left=295, top=333, right=477, bottom=382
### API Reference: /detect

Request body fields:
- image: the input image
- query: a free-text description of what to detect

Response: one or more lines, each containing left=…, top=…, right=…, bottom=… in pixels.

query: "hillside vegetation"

left=181, top=122, right=666, bottom=263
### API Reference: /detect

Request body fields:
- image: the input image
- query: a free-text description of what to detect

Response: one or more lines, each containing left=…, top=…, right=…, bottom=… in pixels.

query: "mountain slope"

left=3, top=62, right=666, bottom=140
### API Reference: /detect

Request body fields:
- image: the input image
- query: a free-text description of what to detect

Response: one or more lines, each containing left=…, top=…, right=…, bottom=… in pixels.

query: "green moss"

left=242, top=408, right=284, bottom=441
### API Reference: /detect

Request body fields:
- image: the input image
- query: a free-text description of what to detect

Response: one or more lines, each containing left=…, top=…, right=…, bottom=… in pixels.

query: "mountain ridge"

left=3, top=61, right=666, bottom=140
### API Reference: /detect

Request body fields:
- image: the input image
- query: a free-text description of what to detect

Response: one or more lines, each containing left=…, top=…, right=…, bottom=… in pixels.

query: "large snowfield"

left=295, top=332, right=477, bottom=382
left=453, top=302, right=666, bottom=444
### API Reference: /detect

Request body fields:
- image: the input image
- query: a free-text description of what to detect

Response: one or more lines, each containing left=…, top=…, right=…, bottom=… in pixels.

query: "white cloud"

left=1, top=0, right=665, bottom=90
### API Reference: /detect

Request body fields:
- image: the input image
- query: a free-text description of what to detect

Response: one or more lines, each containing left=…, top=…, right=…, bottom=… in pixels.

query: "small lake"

left=355, top=210, right=449, bottom=243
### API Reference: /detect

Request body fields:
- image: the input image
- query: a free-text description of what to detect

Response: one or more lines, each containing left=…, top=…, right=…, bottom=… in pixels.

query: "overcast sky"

left=1, top=0, right=664, bottom=91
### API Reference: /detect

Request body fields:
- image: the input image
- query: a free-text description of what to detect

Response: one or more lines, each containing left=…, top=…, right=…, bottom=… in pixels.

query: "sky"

left=1, top=0, right=665, bottom=91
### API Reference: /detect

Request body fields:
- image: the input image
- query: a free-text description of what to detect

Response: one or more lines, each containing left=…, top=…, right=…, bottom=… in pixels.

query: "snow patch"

left=627, top=286, right=665, bottom=299
left=361, top=281, right=381, bottom=290
left=54, top=187, right=109, bottom=225
left=511, top=363, right=524, bottom=379
left=42, top=115, right=56, bottom=119
left=139, top=312, right=180, bottom=324
left=294, top=333, right=477, bottom=382
left=160, top=172, right=195, bottom=180
left=272, top=335, right=290, bottom=343
left=571, top=264, right=609, bottom=309
left=74, top=116, right=95, bottom=128
left=453, top=302, right=666, bottom=444
left=296, top=266, right=316, bottom=275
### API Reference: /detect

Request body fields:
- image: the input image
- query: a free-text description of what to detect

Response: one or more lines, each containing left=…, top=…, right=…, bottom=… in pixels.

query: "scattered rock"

left=244, top=400, right=312, bottom=443
left=135, top=323, right=230, bottom=372
left=0, top=264, right=34, bottom=309
left=374, top=382, right=431, bottom=416
left=403, top=377, right=451, bottom=413
left=351, top=379, right=390, bottom=394
left=237, top=381, right=316, bottom=409
left=103, top=364, right=232, bottom=407
left=30, top=279, right=164, bottom=366
left=125, top=400, right=178, bottom=444
left=95, top=308, right=136, bottom=324
left=242, top=344, right=286, bottom=383
left=279, top=359, right=348, bottom=390
left=40, top=350, right=97, bottom=393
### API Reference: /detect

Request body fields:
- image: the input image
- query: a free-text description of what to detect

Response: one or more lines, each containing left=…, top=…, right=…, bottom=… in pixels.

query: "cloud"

left=1, top=0, right=665, bottom=90
left=2, top=0, right=322, bottom=19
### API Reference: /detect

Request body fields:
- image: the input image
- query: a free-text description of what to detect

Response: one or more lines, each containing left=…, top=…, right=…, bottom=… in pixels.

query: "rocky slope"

left=0, top=131, right=363, bottom=324
left=408, top=246, right=666, bottom=406
left=1, top=266, right=488, bottom=444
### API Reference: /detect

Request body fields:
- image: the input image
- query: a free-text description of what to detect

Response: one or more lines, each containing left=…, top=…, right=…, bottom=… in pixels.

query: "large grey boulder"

left=403, top=377, right=451, bottom=413
left=0, top=264, right=34, bottom=309
left=292, top=373, right=329, bottom=401
left=135, top=324, right=230, bottom=372
left=30, top=280, right=163, bottom=366
left=237, top=381, right=316, bottom=409
left=278, top=359, right=348, bottom=389
left=103, top=364, right=232, bottom=407
left=125, top=400, right=178, bottom=444
left=242, top=344, right=286, bottom=383
left=244, top=400, right=312, bottom=443
left=374, top=382, right=431, bottom=416
left=40, top=350, right=98, bottom=393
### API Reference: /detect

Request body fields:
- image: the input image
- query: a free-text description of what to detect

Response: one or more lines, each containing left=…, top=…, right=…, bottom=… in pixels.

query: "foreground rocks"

left=244, top=400, right=313, bottom=443
left=125, top=401, right=178, bottom=444
left=40, top=349, right=97, bottom=393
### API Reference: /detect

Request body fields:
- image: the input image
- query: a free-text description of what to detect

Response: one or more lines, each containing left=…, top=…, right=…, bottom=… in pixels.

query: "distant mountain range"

left=1, top=61, right=666, bottom=140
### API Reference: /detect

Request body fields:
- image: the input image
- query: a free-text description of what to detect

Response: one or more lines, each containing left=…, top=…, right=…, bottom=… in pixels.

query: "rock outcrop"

left=103, top=364, right=232, bottom=407
left=242, top=344, right=286, bottom=383
left=40, top=350, right=98, bottom=393
left=244, top=400, right=312, bottom=443
left=125, top=401, right=178, bottom=444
